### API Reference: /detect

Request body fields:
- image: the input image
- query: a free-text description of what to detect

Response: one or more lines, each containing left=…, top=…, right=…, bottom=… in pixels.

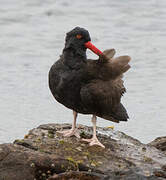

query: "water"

left=0, top=0, right=166, bottom=144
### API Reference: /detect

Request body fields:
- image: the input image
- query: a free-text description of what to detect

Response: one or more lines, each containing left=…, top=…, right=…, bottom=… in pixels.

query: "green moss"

left=77, top=160, right=83, bottom=164
left=83, top=151, right=90, bottom=156
left=143, top=156, right=153, bottom=162
left=90, top=159, right=100, bottom=167
left=67, top=157, right=75, bottom=163
left=34, top=137, right=41, bottom=143
left=59, top=139, right=65, bottom=144
left=30, top=162, right=35, bottom=168
left=39, top=149, right=45, bottom=153
left=48, top=130, right=55, bottom=134
left=80, top=131, right=88, bottom=138
left=15, top=139, right=25, bottom=144
left=67, top=157, right=79, bottom=169
left=47, top=133, right=54, bottom=138
left=65, top=147, right=73, bottom=151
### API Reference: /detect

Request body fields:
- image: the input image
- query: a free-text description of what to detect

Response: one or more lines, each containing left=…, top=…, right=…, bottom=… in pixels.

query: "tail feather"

left=112, top=103, right=129, bottom=121
left=103, top=49, right=116, bottom=59
left=87, top=49, right=131, bottom=81
left=109, top=55, right=131, bottom=75
left=97, top=103, right=129, bottom=122
left=101, top=49, right=131, bottom=79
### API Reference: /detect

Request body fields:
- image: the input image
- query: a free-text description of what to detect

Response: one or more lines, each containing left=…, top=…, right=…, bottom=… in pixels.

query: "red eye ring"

left=76, top=34, right=82, bottom=39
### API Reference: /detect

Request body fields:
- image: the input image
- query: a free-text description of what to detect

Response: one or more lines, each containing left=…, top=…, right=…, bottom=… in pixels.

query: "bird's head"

left=64, top=27, right=103, bottom=57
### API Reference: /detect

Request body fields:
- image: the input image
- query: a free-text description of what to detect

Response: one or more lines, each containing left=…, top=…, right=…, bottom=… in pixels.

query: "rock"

left=148, top=136, right=166, bottom=153
left=0, top=123, right=166, bottom=180
left=47, top=171, right=107, bottom=180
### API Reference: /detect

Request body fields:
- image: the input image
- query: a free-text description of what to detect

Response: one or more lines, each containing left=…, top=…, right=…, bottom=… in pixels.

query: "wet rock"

left=47, top=171, right=107, bottom=180
left=0, top=123, right=166, bottom=180
left=148, top=136, right=166, bottom=153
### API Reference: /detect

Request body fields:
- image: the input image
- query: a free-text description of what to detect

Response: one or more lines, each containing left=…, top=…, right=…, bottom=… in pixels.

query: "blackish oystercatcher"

left=49, top=27, right=131, bottom=148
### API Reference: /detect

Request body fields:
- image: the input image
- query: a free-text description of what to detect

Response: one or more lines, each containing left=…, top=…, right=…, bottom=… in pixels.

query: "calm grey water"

left=0, top=0, right=166, bottom=144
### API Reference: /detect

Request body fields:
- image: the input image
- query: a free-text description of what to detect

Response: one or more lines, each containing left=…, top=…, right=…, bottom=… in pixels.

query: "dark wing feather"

left=86, top=49, right=131, bottom=81
left=80, top=78, right=127, bottom=122
left=81, top=49, right=131, bottom=122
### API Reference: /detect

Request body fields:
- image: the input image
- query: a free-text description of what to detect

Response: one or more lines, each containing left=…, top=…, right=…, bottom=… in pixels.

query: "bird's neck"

left=62, top=48, right=87, bottom=69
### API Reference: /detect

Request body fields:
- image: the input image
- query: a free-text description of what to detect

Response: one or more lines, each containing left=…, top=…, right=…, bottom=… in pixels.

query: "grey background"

left=0, top=0, right=166, bottom=143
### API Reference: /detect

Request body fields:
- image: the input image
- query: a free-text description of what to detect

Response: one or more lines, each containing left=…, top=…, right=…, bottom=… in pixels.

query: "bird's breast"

left=49, top=62, right=85, bottom=110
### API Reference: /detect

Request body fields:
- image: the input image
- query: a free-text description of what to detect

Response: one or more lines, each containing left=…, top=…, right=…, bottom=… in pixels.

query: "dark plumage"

left=49, top=27, right=131, bottom=148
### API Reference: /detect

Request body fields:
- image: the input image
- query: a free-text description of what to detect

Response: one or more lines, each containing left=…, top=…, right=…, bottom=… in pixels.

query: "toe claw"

left=57, top=129, right=80, bottom=138
left=81, top=138, right=91, bottom=143
left=82, top=137, right=105, bottom=148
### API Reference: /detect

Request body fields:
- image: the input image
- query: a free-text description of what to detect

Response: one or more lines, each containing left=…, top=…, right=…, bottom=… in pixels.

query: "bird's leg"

left=82, top=115, right=105, bottom=148
left=56, top=111, right=80, bottom=138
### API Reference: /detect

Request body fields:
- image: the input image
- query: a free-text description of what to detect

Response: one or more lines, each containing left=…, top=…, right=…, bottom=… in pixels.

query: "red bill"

left=85, top=41, right=103, bottom=56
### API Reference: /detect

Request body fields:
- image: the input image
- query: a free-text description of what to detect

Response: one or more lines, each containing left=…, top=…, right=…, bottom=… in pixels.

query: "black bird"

left=49, top=27, right=131, bottom=148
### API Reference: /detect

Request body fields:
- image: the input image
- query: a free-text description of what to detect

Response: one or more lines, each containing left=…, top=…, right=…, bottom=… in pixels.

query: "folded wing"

left=81, top=49, right=131, bottom=122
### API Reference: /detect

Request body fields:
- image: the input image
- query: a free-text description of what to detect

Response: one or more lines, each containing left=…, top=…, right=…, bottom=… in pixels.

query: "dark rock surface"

left=0, top=123, right=166, bottom=180
left=148, top=136, right=166, bottom=153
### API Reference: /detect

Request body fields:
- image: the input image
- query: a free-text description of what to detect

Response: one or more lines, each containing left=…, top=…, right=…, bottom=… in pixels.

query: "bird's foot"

left=57, top=128, right=80, bottom=138
left=82, top=137, right=105, bottom=148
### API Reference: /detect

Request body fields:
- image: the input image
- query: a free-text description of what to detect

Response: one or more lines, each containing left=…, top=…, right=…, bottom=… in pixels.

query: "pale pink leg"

left=57, top=111, right=80, bottom=138
left=82, top=115, right=105, bottom=148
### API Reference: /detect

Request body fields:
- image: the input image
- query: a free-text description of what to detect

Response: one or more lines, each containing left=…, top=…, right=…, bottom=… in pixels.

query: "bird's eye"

left=76, top=34, right=82, bottom=39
